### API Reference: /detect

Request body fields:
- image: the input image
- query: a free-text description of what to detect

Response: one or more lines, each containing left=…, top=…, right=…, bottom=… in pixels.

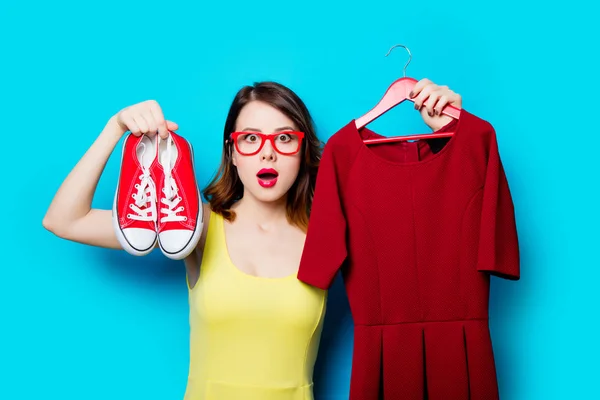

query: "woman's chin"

left=248, top=183, right=291, bottom=204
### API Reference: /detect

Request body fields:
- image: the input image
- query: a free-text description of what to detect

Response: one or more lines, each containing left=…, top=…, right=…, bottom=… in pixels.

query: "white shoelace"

left=128, top=143, right=157, bottom=222
left=160, top=137, right=186, bottom=223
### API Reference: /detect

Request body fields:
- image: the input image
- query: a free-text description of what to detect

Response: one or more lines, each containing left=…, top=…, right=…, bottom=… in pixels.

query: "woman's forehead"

left=236, top=101, right=297, bottom=132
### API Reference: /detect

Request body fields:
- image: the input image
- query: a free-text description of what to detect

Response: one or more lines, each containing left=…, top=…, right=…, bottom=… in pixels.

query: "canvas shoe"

left=153, top=131, right=203, bottom=260
left=112, top=133, right=158, bottom=256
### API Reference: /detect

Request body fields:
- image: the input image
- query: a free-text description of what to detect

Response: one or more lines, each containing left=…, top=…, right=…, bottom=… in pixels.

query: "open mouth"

left=257, top=168, right=279, bottom=188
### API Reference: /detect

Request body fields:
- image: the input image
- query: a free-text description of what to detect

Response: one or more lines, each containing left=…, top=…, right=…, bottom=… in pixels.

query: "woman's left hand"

left=410, top=79, right=462, bottom=131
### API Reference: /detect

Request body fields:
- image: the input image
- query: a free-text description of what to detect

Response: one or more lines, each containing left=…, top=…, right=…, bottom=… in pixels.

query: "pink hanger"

left=355, top=45, right=461, bottom=145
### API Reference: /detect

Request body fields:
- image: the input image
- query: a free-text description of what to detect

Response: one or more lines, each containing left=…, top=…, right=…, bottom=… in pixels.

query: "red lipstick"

left=257, top=168, right=279, bottom=188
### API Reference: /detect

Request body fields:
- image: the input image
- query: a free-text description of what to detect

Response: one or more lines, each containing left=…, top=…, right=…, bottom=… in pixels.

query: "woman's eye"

left=244, top=134, right=258, bottom=142
left=278, top=134, right=291, bottom=142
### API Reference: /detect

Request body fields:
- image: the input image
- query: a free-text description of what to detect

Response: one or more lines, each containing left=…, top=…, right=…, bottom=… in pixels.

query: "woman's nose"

left=261, top=140, right=276, bottom=161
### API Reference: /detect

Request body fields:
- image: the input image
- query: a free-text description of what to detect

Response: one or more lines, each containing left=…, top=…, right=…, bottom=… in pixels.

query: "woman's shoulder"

left=200, top=202, right=217, bottom=237
left=184, top=202, right=213, bottom=288
left=202, top=202, right=213, bottom=222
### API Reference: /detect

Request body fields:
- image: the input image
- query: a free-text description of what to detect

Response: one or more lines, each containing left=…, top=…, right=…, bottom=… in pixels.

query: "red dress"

left=298, top=110, right=520, bottom=399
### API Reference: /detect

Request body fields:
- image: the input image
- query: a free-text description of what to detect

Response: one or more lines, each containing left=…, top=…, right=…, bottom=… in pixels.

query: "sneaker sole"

left=112, top=134, right=157, bottom=256
left=157, top=139, right=203, bottom=261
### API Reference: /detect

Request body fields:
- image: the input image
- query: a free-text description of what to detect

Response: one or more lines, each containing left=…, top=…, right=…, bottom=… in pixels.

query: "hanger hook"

left=385, top=44, right=412, bottom=78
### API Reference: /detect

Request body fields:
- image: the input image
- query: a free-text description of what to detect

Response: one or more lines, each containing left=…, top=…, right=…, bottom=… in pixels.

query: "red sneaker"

left=112, top=134, right=158, bottom=256
left=153, top=131, right=203, bottom=260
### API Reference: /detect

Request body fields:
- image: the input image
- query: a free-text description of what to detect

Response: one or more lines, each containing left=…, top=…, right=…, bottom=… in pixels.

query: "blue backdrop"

left=1, top=1, right=597, bottom=399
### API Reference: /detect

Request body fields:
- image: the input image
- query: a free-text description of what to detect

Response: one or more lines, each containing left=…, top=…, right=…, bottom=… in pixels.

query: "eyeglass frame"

left=226, top=131, right=305, bottom=156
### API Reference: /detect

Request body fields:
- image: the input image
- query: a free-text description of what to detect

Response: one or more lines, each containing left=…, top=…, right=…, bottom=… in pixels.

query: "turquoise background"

left=1, top=1, right=597, bottom=399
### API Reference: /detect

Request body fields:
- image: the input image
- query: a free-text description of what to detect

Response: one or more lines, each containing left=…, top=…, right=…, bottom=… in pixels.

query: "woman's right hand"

left=113, top=100, right=179, bottom=140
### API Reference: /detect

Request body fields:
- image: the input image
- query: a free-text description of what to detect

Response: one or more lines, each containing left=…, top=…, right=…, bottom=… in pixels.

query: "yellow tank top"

left=184, top=211, right=327, bottom=400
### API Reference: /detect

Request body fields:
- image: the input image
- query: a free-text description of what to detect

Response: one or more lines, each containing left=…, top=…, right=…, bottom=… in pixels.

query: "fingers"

left=412, top=83, right=435, bottom=112
left=411, top=79, right=462, bottom=117
left=423, top=88, right=450, bottom=117
left=410, top=78, right=431, bottom=99
left=148, top=100, right=169, bottom=139
left=447, top=91, right=462, bottom=109
left=433, top=95, right=450, bottom=116
left=116, top=100, right=177, bottom=139
left=433, top=90, right=461, bottom=116
left=133, top=114, right=151, bottom=136
left=120, top=112, right=141, bottom=136
left=166, top=120, right=179, bottom=132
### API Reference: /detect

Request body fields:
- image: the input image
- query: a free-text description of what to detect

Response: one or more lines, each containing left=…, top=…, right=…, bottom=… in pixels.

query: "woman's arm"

left=42, top=100, right=178, bottom=249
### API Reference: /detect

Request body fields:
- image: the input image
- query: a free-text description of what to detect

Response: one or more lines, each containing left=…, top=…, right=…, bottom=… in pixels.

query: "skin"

left=226, top=100, right=306, bottom=279
left=42, top=79, right=462, bottom=287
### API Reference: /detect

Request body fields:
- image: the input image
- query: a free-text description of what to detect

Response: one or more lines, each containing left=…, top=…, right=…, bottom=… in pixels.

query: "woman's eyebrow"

left=239, top=126, right=295, bottom=132
left=274, top=126, right=295, bottom=132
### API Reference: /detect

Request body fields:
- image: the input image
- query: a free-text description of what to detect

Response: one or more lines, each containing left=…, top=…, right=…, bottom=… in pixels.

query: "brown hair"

left=202, top=81, right=322, bottom=232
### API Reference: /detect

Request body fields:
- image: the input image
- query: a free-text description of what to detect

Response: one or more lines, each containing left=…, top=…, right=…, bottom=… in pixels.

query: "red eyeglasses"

left=228, top=131, right=305, bottom=156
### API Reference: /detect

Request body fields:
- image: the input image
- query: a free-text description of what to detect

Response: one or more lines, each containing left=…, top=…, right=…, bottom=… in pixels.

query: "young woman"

left=43, top=80, right=461, bottom=399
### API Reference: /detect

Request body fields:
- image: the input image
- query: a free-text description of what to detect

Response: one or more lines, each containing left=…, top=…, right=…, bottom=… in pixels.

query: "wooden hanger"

left=355, top=45, right=461, bottom=145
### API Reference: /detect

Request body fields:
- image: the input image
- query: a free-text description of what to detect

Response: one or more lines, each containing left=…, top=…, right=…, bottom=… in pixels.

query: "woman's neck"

left=232, top=195, right=288, bottom=229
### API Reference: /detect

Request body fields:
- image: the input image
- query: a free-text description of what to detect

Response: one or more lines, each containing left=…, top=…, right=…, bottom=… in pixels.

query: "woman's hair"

left=202, top=81, right=322, bottom=232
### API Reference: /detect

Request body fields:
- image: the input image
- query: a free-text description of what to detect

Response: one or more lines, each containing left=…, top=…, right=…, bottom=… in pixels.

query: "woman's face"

left=231, top=100, right=303, bottom=204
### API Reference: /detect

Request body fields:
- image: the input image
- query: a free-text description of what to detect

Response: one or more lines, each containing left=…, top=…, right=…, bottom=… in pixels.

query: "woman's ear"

left=225, top=141, right=238, bottom=167
left=231, top=147, right=238, bottom=167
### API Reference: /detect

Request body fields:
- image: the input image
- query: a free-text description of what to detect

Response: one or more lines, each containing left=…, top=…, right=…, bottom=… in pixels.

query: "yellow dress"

left=184, top=211, right=327, bottom=400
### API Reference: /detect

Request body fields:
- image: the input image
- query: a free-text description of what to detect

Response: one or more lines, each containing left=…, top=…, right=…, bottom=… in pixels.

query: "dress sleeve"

left=297, top=142, right=348, bottom=290
left=477, top=128, right=520, bottom=280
